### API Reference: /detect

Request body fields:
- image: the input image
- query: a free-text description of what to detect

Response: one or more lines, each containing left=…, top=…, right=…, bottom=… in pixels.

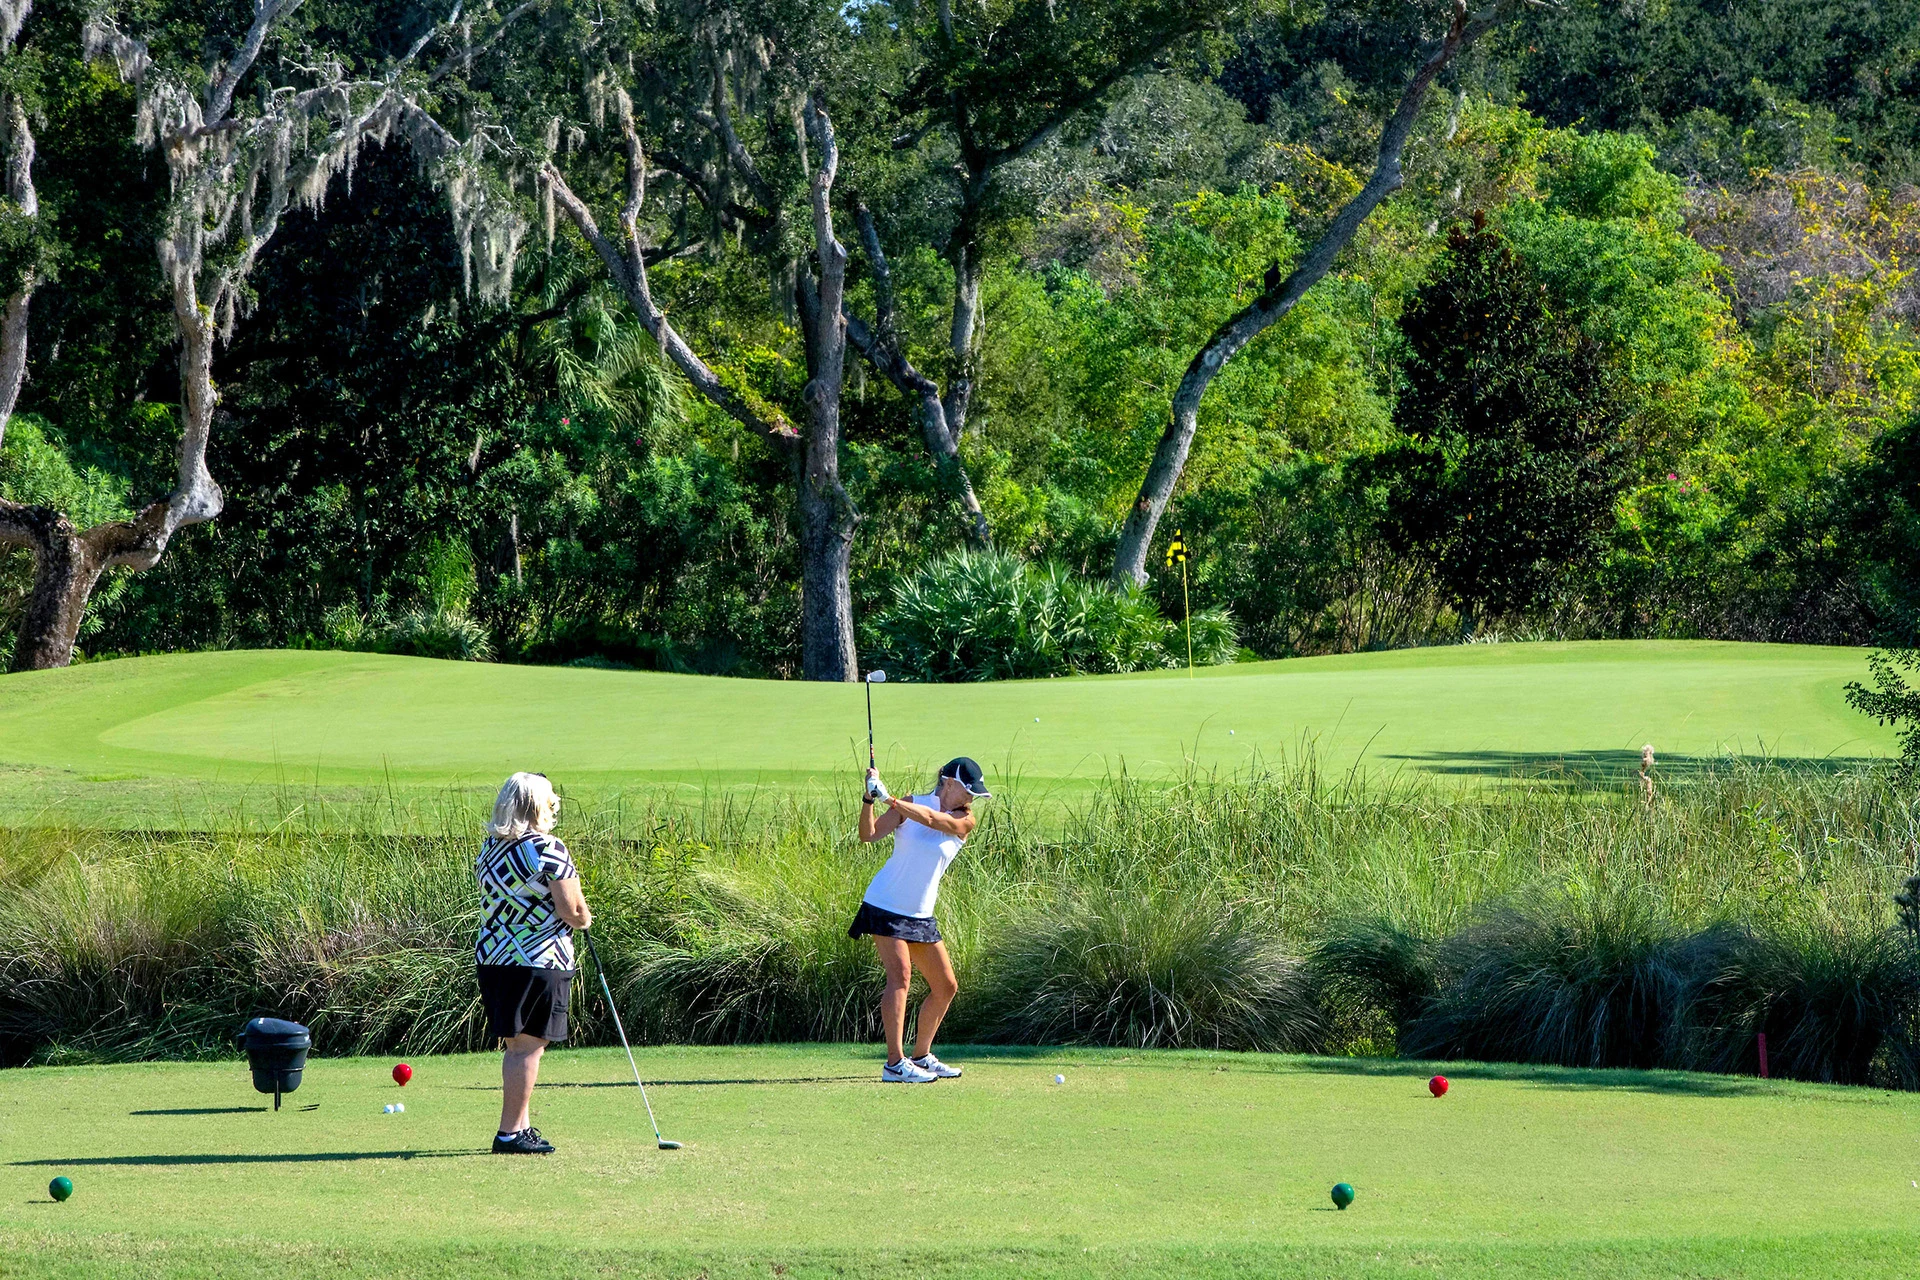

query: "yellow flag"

left=1165, top=530, right=1188, bottom=567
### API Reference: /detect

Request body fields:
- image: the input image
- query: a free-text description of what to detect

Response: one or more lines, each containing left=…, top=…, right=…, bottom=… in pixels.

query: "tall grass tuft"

left=0, top=758, right=1914, bottom=1087
left=1399, top=885, right=1687, bottom=1069
left=967, top=893, right=1317, bottom=1051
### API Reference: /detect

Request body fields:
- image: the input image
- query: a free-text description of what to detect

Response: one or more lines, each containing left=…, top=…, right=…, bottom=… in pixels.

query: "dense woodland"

left=0, top=0, right=1916, bottom=681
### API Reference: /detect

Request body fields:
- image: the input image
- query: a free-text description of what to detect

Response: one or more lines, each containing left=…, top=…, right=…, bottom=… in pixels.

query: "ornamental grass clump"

left=967, top=891, right=1319, bottom=1051
left=1397, top=884, right=1689, bottom=1070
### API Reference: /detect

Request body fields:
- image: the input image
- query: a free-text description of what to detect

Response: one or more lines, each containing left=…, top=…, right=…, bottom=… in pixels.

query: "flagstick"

left=1181, top=553, right=1193, bottom=677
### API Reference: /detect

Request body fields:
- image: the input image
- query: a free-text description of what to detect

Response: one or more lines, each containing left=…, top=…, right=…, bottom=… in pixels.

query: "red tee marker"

left=392, top=1062, right=413, bottom=1086
left=1429, top=1074, right=1449, bottom=1098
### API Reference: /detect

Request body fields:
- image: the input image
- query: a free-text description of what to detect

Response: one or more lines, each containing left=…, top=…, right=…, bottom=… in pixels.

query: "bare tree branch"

left=427, top=0, right=544, bottom=86
left=540, top=143, right=795, bottom=445
left=844, top=203, right=991, bottom=546
left=1111, top=0, right=1517, bottom=585
left=205, top=0, right=306, bottom=127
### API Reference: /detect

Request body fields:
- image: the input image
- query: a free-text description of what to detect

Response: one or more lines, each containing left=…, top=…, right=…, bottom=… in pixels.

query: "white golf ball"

left=394, top=1103, right=405, bottom=1113
left=383, top=1104, right=395, bottom=1114
left=1229, top=729, right=1235, bottom=735
left=1034, top=717, right=1040, bottom=722
left=1054, top=1074, right=1065, bottom=1084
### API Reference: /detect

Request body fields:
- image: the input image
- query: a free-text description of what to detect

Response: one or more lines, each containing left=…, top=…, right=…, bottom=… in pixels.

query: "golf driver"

left=581, top=929, right=681, bottom=1150
left=864, top=670, right=887, bottom=800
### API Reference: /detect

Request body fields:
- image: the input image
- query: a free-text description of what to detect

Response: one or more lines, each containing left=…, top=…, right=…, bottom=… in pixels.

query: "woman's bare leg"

left=874, top=937, right=913, bottom=1064
left=908, top=940, right=957, bottom=1059
left=499, top=1033, right=548, bottom=1132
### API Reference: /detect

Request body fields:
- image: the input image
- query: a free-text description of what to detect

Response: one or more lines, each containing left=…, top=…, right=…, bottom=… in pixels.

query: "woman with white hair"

left=475, top=771, right=592, bottom=1155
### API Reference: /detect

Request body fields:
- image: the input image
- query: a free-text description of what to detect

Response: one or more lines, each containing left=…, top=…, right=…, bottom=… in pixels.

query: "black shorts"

left=848, top=900, right=943, bottom=944
left=477, top=964, right=575, bottom=1042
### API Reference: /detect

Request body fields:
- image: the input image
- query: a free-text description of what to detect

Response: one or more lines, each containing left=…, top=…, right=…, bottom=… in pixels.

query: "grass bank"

left=0, top=1045, right=1916, bottom=1278
left=1, top=760, right=1915, bottom=1083
left=0, top=641, right=1892, bottom=827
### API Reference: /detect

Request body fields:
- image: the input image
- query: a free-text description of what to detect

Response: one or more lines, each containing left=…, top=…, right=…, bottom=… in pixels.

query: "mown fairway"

left=0, top=1045, right=1913, bottom=1278
left=0, top=641, right=1893, bottom=824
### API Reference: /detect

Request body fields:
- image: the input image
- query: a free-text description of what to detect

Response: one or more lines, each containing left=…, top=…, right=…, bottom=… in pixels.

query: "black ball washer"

left=239, top=1017, right=311, bottom=1110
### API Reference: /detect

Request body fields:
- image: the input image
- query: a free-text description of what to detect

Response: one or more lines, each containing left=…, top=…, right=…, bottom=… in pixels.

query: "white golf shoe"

left=912, top=1053, right=962, bottom=1078
left=882, top=1057, right=938, bottom=1083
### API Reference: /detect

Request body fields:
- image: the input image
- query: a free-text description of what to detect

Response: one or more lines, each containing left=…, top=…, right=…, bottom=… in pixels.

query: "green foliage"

left=1845, top=648, right=1920, bottom=780
left=0, top=416, right=126, bottom=525
left=1498, top=0, right=1920, bottom=184
left=1366, top=225, right=1635, bottom=619
left=1164, top=459, right=1446, bottom=656
left=318, top=602, right=494, bottom=663
left=869, top=548, right=1237, bottom=681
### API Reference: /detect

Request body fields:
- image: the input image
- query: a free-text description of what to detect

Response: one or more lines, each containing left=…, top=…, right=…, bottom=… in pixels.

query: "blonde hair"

left=488, top=772, right=560, bottom=838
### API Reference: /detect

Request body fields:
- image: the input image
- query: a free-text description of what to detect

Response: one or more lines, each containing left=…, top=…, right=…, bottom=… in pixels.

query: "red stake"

left=1756, top=1033, right=1769, bottom=1079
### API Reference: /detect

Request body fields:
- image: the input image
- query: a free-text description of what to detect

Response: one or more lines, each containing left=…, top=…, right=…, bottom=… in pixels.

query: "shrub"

left=1668, top=921, right=1920, bottom=1086
left=1845, top=647, right=1920, bottom=780
left=1398, top=885, right=1688, bottom=1069
left=871, top=549, right=1238, bottom=681
left=615, top=871, right=883, bottom=1043
left=317, top=604, right=494, bottom=662
left=967, top=891, right=1319, bottom=1051
left=386, top=607, right=494, bottom=662
left=1313, top=917, right=1438, bottom=1033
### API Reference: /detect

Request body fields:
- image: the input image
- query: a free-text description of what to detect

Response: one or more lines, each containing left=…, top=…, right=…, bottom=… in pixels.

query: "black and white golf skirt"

left=847, top=900, right=943, bottom=944
left=477, top=964, right=575, bottom=1042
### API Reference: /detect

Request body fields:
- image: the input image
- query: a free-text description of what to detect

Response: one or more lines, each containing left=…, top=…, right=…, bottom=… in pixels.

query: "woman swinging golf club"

left=475, top=771, right=591, bottom=1154
left=851, top=756, right=990, bottom=1083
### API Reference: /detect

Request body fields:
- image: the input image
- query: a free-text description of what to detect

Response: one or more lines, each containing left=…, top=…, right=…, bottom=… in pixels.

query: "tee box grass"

left=0, top=640, right=1894, bottom=828
left=0, top=1045, right=1914, bottom=1278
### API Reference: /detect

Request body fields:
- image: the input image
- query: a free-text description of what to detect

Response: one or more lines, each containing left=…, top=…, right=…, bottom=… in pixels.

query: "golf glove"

left=865, top=775, right=891, bottom=803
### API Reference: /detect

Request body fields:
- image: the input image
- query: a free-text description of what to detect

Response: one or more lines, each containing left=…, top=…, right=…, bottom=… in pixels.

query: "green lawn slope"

left=0, top=641, right=1893, bottom=826
left=0, top=1045, right=1913, bottom=1278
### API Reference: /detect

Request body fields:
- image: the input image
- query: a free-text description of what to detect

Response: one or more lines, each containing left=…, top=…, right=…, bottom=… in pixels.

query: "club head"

left=658, top=1139, right=683, bottom=1150
left=866, top=670, right=886, bottom=683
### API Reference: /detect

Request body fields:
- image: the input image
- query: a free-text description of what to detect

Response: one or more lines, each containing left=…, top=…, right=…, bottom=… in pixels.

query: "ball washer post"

left=581, top=929, right=681, bottom=1150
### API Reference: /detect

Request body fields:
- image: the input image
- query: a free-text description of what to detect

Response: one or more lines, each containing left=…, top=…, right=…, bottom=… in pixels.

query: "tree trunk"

left=942, top=240, right=981, bottom=438
left=2, top=508, right=105, bottom=671
left=1109, top=0, right=1513, bottom=586
left=795, top=90, right=860, bottom=682
left=796, top=446, right=858, bottom=681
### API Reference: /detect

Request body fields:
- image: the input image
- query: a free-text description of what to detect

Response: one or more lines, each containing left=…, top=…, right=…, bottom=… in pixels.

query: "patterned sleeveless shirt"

left=475, top=832, right=579, bottom=969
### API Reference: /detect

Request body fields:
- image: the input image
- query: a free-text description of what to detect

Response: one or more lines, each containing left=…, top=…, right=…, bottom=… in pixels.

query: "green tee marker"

left=48, top=1176, right=72, bottom=1202
left=1330, top=1182, right=1355, bottom=1210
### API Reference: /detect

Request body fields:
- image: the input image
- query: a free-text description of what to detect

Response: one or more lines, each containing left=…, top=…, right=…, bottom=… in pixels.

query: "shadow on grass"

left=10, top=1149, right=484, bottom=1167
left=1383, top=749, right=1883, bottom=789
left=938, top=1045, right=1777, bottom=1097
left=463, top=1075, right=872, bottom=1091
left=1283, top=1055, right=1770, bottom=1097
left=129, top=1107, right=268, bottom=1116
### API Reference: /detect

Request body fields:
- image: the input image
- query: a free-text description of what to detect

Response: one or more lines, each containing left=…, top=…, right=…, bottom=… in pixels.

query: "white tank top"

left=862, top=795, right=966, bottom=918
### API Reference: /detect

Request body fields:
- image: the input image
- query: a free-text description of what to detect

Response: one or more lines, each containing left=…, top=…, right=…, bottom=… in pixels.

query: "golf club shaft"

left=865, top=679, right=875, bottom=772
left=582, top=929, right=667, bottom=1144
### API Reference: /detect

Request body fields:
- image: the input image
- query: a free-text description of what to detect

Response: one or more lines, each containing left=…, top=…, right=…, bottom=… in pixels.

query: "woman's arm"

left=884, top=795, right=976, bottom=839
left=551, top=875, right=592, bottom=930
left=860, top=788, right=908, bottom=843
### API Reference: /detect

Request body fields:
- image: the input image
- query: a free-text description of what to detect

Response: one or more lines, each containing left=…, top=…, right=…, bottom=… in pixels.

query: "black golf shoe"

left=492, top=1127, right=556, bottom=1154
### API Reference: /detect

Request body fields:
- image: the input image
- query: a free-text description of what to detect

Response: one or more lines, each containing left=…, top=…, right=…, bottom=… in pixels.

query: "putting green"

left=0, top=640, right=1893, bottom=826
left=0, top=1045, right=1913, bottom=1278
